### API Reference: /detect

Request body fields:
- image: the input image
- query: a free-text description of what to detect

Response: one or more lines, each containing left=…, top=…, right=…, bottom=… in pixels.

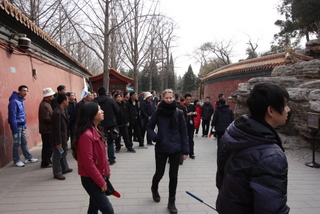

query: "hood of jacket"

left=95, top=94, right=108, bottom=104
left=222, top=115, right=284, bottom=152
left=9, top=91, right=25, bottom=102
left=203, top=102, right=213, bottom=107
left=216, top=104, right=231, bottom=113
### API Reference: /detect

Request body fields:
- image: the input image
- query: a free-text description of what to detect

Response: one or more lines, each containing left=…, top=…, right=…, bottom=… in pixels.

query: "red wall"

left=203, top=78, right=250, bottom=110
left=0, top=48, right=85, bottom=168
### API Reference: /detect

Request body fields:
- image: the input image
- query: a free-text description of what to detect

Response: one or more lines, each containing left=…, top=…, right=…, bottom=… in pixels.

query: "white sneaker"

left=15, top=161, right=25, bottom=167
left=139, top=145, right=148, bottom=149
left=24, top=158, right=38, bottom=164
left=195, top=134, right=198, bottom=137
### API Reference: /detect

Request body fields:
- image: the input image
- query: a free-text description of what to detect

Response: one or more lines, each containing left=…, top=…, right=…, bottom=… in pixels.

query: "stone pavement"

left=0, top=134, right=319, bottom=214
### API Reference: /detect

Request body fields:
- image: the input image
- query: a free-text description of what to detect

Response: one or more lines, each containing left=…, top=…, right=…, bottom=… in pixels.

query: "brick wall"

left=203, top=78, right=250, bottom=110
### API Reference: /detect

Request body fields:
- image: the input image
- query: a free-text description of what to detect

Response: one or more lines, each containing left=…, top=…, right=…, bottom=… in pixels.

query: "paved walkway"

left=0, top=134, right=319, bottom=214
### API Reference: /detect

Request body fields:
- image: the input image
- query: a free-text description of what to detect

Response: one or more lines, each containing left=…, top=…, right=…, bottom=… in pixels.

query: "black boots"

left=151, top=187, right=160, bottom=202
left=167, top=197, right=177, bottom=214
left=151, top=188, right=177, bottom=214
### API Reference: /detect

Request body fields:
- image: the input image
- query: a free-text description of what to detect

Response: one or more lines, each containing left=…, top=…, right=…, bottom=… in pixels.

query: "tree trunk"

left=103, top=1, right=110, bottom=93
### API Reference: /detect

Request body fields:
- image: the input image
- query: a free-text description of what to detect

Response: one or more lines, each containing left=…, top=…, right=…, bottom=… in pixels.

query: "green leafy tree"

left=182, top=65, right=197, bottom=94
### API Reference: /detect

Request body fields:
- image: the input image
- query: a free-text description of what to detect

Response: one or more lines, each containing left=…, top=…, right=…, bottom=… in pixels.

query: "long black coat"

left=52, top=106, right=68, bottom=146
left=115, top=100, right=129, bottom=127
left=95, top=95, right=119, bottom=128
left=127, top=99, right=141, bottom=126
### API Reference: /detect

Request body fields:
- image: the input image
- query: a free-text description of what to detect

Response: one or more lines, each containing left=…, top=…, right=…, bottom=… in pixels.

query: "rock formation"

left=230, top=59, right=320, bottom=148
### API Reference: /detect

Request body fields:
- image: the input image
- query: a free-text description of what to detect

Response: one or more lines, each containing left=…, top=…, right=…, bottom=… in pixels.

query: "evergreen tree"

left=272, top=0, right=320, bottom=53
left=182, top=65, right=197, bottom=94
left=167, top=54, right=176, bottom=90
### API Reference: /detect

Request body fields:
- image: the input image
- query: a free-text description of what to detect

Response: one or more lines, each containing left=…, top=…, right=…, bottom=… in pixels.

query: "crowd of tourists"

left=8, top=83, right=291, bottom=214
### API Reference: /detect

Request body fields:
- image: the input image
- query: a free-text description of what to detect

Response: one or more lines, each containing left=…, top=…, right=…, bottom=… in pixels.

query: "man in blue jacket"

left=8, top=85, right=38, bottom=167
left=216, top=82, right=290, bottom=214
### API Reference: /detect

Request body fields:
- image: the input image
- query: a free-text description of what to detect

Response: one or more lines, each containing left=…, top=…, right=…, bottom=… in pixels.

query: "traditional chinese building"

left=201, top=51, right=312, bottom=110
left=89, top=68, right=134, bottom=94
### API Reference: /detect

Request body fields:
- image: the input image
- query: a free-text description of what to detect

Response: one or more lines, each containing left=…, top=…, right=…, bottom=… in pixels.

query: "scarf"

left=157, top=100, right=177, bottom=128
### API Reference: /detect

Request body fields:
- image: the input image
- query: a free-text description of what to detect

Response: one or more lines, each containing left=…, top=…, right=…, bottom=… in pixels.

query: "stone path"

left=0, top=133, right=319, bottom=213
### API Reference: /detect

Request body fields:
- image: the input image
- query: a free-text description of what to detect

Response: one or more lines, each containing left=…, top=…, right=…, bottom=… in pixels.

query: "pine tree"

left=182, top=65, right=196, bottom=93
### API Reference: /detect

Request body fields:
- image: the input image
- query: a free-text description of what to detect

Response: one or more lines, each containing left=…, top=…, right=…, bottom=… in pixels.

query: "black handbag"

left=103, top=175, right=121, bottom=198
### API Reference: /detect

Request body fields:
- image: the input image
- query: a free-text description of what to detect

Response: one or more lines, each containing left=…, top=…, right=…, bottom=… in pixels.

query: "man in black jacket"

left=114, top=93, right=135, bottom=153
left=216, top=83, right=291, bottom=214
left=184, top=94, right=197, bottom=159
left=95, top=87, right=119, bottom=165
left=140, top=92, right=154, bottom=145
left=211, top=98, right=234, bottom=146
left=201, top=96, right=214, bottom=137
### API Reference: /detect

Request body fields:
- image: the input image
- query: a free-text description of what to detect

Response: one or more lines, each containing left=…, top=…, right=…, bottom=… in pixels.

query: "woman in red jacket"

left=193, top=100, right=202, bottom=137
left=72, top=102, right=114, bottom=214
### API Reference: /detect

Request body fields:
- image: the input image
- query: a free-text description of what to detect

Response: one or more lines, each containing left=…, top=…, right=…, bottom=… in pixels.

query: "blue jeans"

left=81, top=176, right=114, bottom=214
left=105, top=127, right=116, bottom=163
left=187, top=125, right=195, bottom=156
left=12, top=127, right=32, bottom=163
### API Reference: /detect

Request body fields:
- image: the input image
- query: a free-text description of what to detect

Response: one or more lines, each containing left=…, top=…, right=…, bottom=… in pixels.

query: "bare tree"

left=117, top=0, right=162, bottom=92
left=158, top=18, right=176, bottom=91
left=140, top=16, right=176, bottom=92
left=191, top=38, right=235, bottom=77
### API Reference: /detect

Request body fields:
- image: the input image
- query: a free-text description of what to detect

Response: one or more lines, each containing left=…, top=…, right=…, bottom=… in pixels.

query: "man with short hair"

left=52, top=93, right=72, bottom=180
left=211, top=98, right=234, bottom=147
left=51, top=85, right=66, bottom=110
left=151, top=90, right=159, bottom=110
left=216, top=83, right=291, bottom=214
left=95, top=87, right=120, bottom=165
left=38, top=87, right=55, bottom=168
left=214, top=93, right=225, bottom=110
left=123, top=91, right=130, bottom=101
left=128, top=91, right=147, bottom=148
left=66, top=92, right=77, bottom=145
left=184, top=94, right=197, bottom=159
left=201, top=96, right=214, bottom=137
left=8, top=85, right=38, bottom=167
left=114, top=93, right=136, bottom=153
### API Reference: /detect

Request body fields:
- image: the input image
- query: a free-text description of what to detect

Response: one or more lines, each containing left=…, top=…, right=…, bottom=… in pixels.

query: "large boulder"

left=231, top=60, right=320, bottom=145
left=272, top=59, right=320, bottom=81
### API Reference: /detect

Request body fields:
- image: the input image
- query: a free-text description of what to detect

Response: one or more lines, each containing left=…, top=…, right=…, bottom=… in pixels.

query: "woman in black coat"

left=147, top=89, right=189, bottom=214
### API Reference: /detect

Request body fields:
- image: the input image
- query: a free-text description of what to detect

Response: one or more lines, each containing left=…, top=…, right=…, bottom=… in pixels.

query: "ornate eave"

left=202, top=52, right=313, bottom=84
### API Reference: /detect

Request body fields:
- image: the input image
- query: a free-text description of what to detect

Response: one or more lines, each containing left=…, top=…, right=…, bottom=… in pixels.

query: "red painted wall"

left=0, top=48, right=84, bottom=168
left=203, top=78, right=250, bottom=110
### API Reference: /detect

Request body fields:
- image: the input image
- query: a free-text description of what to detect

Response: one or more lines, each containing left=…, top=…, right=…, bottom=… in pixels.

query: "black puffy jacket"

left=216, top=115, right=290, bottom=214
left=147, top=109, right=189, bottom=155
left=211, top=105, right=234, bottom=132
